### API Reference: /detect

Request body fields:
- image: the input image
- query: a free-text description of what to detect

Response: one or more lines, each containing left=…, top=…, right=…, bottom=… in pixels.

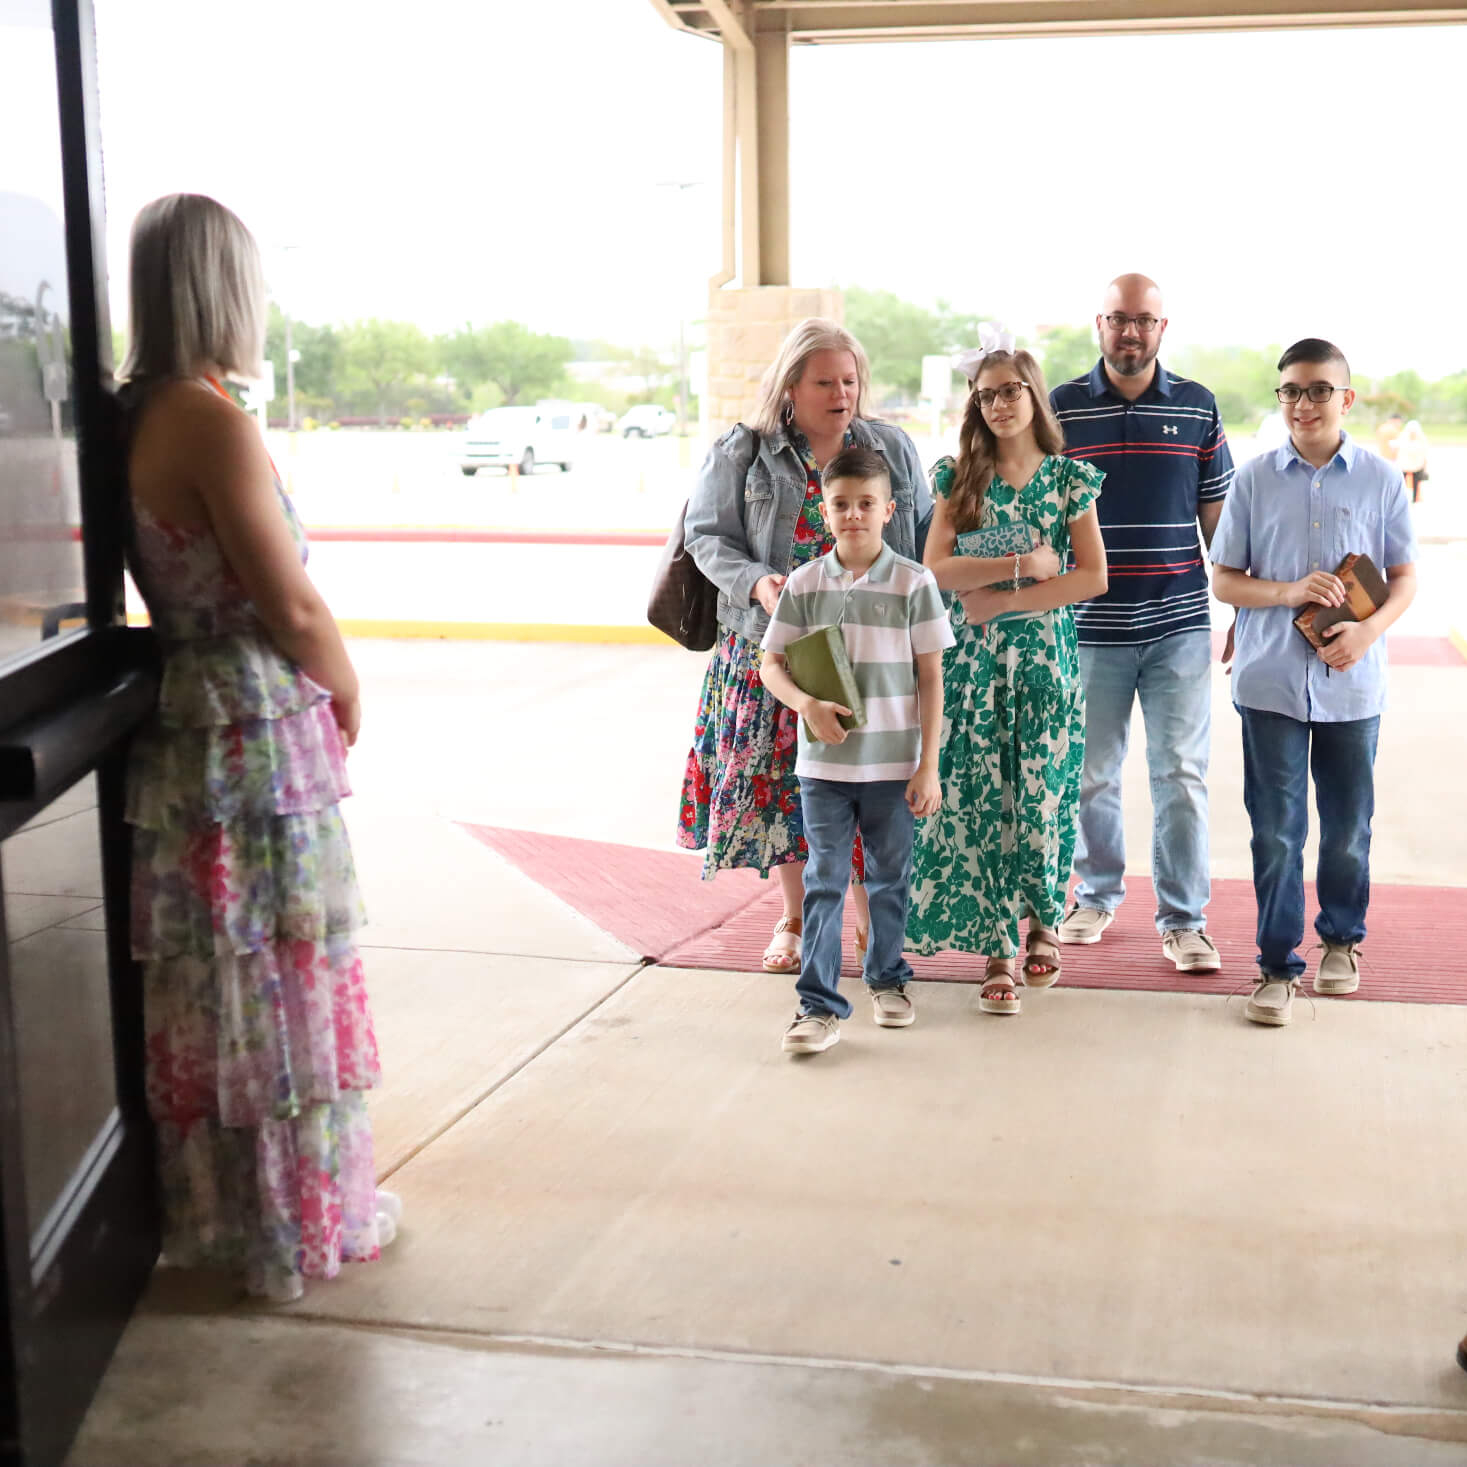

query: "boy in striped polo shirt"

left=760, top=446, right=954, bottom=1055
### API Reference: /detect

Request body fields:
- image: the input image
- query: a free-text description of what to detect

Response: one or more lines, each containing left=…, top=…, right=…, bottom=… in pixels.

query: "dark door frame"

left=0, top=1, right=161, bottom=1462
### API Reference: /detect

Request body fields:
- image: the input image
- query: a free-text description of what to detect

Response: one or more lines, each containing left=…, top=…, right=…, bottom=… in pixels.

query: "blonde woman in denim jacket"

left=676, top=318, right=933, bottom=974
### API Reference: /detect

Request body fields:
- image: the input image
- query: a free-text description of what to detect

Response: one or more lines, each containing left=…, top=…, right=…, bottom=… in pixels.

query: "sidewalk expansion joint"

left=356, top=942, right=641, bottom=964
left=250, top=1314, right=1467, bottom=1440
left=374, top=959, right=651, bottom=1181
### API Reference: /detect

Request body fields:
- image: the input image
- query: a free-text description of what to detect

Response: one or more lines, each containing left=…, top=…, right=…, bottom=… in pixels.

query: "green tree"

left=1034, top=324, right=1096, bottom=391
left=1432, top=371, right=1467, bottom=423
left=843, top=287, right=945, bottom=396
left=337, top=319, right=431, bottom=425
left=622, top=344, right=676, bottom=402
left=264, top=303, right=344, bottom=419
left=1379, top=368, right=1427, bottom=418
left=441, top=320, right=571, bottom=405
left=1171, top=343, right=1281, bottom=426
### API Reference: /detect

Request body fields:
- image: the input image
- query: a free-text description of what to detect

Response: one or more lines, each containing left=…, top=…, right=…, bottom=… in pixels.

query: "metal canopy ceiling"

left=650, top=0, right=1467, bottom=41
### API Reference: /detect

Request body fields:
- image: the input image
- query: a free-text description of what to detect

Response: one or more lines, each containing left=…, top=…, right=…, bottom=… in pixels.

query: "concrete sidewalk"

left=67, top=634, right=1467, bottom=1467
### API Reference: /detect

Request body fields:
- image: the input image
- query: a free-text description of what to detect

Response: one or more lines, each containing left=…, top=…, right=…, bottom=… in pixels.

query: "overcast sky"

left=69, top=2, right=1467, bottom=377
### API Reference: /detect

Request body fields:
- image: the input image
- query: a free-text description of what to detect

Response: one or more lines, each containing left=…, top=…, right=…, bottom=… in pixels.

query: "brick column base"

left=704, top=286, right=844, bottom=439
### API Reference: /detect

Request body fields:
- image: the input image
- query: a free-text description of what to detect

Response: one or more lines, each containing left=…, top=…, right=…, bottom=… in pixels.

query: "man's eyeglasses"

left=1275, top=383, right=1349, bottom=404
left=1102, top=313, right=1161, bottom=333
left=977, top=381, right=1030, bottom=408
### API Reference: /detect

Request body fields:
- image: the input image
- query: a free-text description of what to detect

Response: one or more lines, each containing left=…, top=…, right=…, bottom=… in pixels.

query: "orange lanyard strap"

left=204, top=374, right=281, bottom=482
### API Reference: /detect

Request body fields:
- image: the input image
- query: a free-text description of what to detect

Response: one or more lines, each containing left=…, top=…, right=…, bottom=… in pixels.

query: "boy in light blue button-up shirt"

left=1211, top=338, right=1417, bottom=1027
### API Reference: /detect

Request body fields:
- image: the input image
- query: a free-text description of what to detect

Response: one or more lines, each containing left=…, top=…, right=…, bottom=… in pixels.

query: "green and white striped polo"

left=761, top=544, right=954, bottom=782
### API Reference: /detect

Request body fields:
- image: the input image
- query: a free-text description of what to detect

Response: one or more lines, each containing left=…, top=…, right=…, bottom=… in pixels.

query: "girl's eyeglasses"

left=977, top=381, right=1031, bottom=408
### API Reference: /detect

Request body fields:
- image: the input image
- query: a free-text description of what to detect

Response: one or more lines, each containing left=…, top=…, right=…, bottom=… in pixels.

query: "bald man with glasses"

left=1050, top=274, right=1234, bottom=973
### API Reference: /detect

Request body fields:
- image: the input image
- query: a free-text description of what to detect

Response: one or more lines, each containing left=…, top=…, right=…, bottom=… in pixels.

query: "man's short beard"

left=1104, top=344, right=1157, bottom=378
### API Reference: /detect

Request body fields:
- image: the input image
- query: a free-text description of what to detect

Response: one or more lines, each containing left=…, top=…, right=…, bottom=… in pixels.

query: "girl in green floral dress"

left=906, top=340, right=1107, bottom=1016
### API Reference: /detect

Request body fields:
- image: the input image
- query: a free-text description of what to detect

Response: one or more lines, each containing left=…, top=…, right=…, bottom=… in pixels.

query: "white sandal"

left=762, top=917, right=802, bottom=974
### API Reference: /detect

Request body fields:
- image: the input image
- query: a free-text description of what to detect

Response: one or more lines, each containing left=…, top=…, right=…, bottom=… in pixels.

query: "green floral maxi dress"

left=907, top=454, right=1104, bottom=958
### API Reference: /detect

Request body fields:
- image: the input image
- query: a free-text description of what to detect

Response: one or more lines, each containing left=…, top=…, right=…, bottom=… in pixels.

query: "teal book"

left=955, top=521, right=1041, bottom=624
left=954, top=521, right=1038, bottom=591
left=784, top=625, right=867, bottom=742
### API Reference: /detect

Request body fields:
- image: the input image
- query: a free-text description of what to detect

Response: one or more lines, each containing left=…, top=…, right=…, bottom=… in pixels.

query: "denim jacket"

left=683, top=416, right=934, bottom=641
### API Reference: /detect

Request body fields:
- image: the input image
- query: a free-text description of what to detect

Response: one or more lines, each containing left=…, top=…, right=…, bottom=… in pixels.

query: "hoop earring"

left=781, top=398, right=794, bottom=427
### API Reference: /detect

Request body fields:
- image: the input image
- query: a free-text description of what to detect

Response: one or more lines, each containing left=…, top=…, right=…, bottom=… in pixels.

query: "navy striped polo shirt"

left=1051, top=360, right=1233, bottom=646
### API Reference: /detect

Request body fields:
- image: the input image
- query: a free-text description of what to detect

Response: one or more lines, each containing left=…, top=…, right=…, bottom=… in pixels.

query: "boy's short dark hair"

left=1277, top=338, right=1351, bottom=383
left=822, top=445, right=891, bottom=496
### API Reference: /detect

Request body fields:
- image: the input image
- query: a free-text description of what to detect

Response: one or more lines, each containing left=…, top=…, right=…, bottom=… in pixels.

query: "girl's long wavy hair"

left=946, top=349, right=1065, bottom=532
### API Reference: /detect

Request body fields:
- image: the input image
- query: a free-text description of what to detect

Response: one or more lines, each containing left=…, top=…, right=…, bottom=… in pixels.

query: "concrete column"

left=753, top=25, right=789, bottom=287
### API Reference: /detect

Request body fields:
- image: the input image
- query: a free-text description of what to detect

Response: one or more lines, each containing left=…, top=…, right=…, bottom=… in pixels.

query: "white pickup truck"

left=460, top=404, right=577, bottom=476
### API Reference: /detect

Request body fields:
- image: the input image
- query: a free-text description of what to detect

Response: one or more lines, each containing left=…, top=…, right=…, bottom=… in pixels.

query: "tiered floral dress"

left=907, top=454, right=1103, bottom=957
left=125, top=480, right=383, bottom=1299
left=676, top=431, right=863, bottom=880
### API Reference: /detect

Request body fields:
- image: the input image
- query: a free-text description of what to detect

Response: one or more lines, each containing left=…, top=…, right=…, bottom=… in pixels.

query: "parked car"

left=460, top=404, right=576, bottom=476
left=574, top=402, right=615, bottom=433
left=617, top=404, right=676, bottom=439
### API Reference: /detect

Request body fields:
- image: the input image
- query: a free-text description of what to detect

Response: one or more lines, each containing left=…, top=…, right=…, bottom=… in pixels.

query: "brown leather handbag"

left=647, top=429, right=759, bottom=652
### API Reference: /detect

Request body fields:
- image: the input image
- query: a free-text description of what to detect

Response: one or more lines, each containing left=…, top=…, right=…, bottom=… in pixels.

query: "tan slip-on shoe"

left=1057, top=906, right=1114, bottom=945
left=871, top=987, right=915, bottom=1028
left=1246, top=977, right=1297, bottom=1026
left=781, top=1011, right=840, bottom=1054
left=1314, top=942, right=1361, bottom=995
left=1162, top=928, right=1222, bottom=973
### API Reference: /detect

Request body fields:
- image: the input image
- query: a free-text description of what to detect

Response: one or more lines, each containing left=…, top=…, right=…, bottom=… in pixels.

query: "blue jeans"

left=1073, top=631, right=1213, bottom=933
left=797, top=778, right=915, bottom=1019
left=1239, top=707, right=1378, bottom=980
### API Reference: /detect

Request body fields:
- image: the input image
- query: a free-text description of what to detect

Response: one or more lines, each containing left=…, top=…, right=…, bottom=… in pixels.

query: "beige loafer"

left=1314, top=942, right=1361, bottom=995
left=1246, top=977, right=1297, bottom=1026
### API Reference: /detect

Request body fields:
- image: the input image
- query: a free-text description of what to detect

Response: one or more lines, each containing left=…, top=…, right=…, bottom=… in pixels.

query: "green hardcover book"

left=784, top=625, right=867, bottom=743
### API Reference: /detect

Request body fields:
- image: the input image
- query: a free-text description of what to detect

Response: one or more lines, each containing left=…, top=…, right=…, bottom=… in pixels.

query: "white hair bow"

left=952, top=322, right=1016, bottom=382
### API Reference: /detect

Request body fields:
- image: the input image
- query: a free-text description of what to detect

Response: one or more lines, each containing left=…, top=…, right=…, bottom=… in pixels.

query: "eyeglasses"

left=976, top=381, right=1030, bottom=408
left=1275, top=383, right=1349, bottom=404
left=1102, top=313, right=1161, bottom=333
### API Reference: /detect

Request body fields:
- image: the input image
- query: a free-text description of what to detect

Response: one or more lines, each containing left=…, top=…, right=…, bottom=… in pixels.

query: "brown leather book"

left=1292, top=552, right=1389, bottom=651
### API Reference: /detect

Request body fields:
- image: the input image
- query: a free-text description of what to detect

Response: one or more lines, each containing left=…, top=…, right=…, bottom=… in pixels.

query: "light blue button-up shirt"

left=1210, top=432, right=1416, bottom=723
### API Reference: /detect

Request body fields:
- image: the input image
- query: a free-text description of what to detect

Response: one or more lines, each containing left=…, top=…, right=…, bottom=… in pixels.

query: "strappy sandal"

left=979, top=956, right=1022, bottom=1016
left=1022, top=926, right=1062, bottom=988
left=762, top=917, right=803, bottom=974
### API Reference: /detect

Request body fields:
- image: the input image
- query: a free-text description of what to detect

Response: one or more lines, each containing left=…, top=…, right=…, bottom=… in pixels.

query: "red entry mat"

left=462, top=825, right=1467, bottom=1005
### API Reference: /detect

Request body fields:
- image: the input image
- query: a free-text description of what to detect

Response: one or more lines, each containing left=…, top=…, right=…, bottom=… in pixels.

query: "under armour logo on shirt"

left=1162, top=425, right=1179, bottom=436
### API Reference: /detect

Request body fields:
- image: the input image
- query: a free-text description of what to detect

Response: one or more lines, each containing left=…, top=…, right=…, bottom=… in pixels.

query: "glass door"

left=0, top=1, right=159, bottom=1462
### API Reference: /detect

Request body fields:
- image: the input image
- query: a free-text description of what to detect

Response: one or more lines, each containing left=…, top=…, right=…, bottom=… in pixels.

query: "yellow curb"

left=126, top=612, right=679, bottom=645
left=338, top=620, right=675, bottom=644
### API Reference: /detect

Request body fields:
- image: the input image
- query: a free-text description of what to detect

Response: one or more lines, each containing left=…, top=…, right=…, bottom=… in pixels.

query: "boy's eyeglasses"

left=1102, top=313, right=1161, bottom=333
left=977, top=381, right=1031, bottom=408
left=1275, top=383, right=1349, bottom=404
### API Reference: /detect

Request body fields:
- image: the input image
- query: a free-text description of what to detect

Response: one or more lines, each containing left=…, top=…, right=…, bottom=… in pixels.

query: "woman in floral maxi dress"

left=119, top=194, right=394, bottom=1301
left=907, top=341, right=1107, bottom=1016
left=675, top=320, right=932, bottom=974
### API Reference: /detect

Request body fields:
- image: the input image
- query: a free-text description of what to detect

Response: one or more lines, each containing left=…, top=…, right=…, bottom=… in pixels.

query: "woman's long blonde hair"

left=120, top=193, right=266, bottom=383
left=749, top=318, right=871, bottom=435
left=946, top=349, right=1065, bottom=532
